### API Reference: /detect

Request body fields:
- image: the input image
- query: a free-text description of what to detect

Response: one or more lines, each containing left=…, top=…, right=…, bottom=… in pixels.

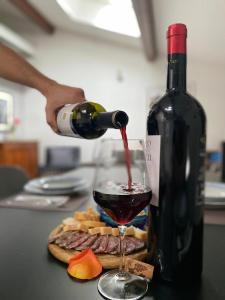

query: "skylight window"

left=56, top=0, right=140, bottom=38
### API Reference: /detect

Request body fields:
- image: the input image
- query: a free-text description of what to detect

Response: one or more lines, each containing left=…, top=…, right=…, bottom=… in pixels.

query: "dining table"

left=0, top=166, right=225, bottom=300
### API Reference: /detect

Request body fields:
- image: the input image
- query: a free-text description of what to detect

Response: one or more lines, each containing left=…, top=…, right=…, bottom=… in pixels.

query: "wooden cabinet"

left=0, top=141, right=38, bottom=178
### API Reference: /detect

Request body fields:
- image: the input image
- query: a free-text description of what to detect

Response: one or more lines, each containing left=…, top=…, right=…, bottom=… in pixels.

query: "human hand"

left=44, top=81, right=85, bottom=132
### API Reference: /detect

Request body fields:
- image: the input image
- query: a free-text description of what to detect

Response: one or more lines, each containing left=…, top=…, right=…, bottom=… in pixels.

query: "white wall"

left=7, top=29, right=225, bottom=164
left=188, top=60, right=225, bottom=150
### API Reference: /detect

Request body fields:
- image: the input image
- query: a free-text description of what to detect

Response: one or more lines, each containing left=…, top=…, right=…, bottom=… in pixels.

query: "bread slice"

left=134, top=227, right=147, bottom=240
left=125, top=226, right=134, bottom=236
left=88, top=227, right=113, bottom=235
left=74, top=209, right=100, bottom=221
left=62, top=217, right=78, bottom=226
left=79, top=220, right=106, bottom=228
left=88, top=227, right=101, bottom=235
left=88, top=226, right=146, bottom=240
left=111, top=228, right=119, bottom=236
left=100, top=227, right=113, bottom=235
left=63, top=223, right=88, bottom=232
left=87, top=208, right=100, bottom=221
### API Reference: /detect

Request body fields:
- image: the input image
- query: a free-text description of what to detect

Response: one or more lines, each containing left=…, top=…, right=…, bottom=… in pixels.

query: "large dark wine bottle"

left=146, top=24, right=206, bottom=282
left=57, top=101, right=128, bottom=139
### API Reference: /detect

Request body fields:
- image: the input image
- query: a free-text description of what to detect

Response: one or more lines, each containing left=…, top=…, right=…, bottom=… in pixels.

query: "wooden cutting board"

left=48, top=226, right=148, bottom=269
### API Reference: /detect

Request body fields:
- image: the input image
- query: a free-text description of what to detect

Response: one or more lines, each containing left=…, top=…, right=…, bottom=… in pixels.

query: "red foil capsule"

left=167, top=23, right=187, bottom=54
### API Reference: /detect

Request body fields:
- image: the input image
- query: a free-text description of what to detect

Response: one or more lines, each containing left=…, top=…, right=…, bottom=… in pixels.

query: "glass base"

left=98, top=269, right=148, bottom=300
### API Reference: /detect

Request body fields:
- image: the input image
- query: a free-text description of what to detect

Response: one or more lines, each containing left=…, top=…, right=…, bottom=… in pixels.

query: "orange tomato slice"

left=67, top=248, right=102, bottom=280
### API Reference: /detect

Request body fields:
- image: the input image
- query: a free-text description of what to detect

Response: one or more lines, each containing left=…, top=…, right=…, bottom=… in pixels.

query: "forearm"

left=0, top=43, right=85, bottom=133
left=0, top=43, right=55, bottom=95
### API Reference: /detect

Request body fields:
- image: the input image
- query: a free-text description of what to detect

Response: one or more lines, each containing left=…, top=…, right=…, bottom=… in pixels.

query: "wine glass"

left=93, top=139, right=152, bottom=300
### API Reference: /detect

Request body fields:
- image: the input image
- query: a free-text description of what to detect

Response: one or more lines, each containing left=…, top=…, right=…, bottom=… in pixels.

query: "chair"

left=0, top=166, right=29, bottom=199
left=43, top=146, right=81, bottom=173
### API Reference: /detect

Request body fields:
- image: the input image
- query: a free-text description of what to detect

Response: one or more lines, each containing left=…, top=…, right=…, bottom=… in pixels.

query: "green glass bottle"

left=57, top=101, right=129, bottom=139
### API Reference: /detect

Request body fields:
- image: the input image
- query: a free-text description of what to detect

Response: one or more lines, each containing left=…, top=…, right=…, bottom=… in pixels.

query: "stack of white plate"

left=205, top=182, right=225, bottom=209
left=24, top=175, right=90, bottom=195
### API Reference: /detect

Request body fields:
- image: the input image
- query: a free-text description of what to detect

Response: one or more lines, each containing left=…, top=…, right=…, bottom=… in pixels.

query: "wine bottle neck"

left=94, top=111, right=129, bottom=130
left=167, top=54, right=186, bottom=92
left=166, top=23, right=187, bottom=93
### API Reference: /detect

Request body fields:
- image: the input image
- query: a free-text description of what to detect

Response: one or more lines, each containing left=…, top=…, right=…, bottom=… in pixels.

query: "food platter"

left=48, top=209, right=148, bottom=269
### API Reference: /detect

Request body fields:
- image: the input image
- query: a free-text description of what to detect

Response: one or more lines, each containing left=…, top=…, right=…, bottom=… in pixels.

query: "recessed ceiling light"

left=56, top=0, right=140, bottom=38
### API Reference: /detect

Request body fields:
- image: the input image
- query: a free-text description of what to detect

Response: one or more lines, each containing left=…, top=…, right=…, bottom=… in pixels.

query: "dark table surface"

left=0, top=203, right=225, bottom=300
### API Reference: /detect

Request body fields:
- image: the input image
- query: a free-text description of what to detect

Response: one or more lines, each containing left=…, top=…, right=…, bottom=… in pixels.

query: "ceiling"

left=0, top=0, right=225, bottom=65
left=56, top=0, right=140, bottom=37
left=0, top=0, right=141, bottom=49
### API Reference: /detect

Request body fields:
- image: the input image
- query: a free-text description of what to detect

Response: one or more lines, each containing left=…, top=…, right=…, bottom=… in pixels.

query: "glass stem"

left=117, top=225, right=128, bottom=280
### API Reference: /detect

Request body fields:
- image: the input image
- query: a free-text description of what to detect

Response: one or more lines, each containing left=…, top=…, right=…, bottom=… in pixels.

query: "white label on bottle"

left=146, top=135, right=161, bottom=207
left=57, top=104, right=81, bottom=138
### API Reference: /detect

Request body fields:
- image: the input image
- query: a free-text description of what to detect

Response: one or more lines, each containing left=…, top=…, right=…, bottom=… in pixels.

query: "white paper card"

left=146, top=135, right=161, bottom=207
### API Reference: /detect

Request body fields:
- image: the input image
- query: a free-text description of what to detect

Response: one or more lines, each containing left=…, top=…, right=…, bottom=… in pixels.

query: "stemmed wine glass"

left=93, top=139, right=152, bottom=300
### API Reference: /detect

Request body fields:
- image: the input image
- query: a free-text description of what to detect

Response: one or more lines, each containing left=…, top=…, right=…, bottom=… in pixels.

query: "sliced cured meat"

left=128, top=236, right=145, bottom=251
left=48, top=230, right=64, bottom=243
left=111, top=238, right=121, bottom=255
left=91, top=236, right=104, bottom=251
left=48, top=225, right=64, bottom=243
left=106, top=236, right=119, bottom=254
left=63, top=232, right=82, bottom=248
left=55, top=231, right=74, bottom=246
left=48, top=233, right=63, bottom=244
left=55, top=232, right=81, bottom=248
left=52, top=229, right=145, bottom=255
left=94, top=235, right=109, bottom=254
left=124, top=237, right=136, bottom=254
left=76, top=235, right=98, bottom=251
left=110, top=236, right=144, bottom=255
left=111, top=238, right=127, bottom=255
left=67, top=233, right=90, bottom=249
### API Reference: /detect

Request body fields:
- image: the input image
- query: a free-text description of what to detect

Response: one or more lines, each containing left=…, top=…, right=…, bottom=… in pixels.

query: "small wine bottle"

left=57, top=101, right=129, bottom=139
left=146, top=24, right=206, bottom=282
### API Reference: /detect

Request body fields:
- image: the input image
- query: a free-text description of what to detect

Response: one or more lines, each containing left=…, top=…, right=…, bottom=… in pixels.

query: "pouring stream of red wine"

left=120, top=127, right=132, bottom=190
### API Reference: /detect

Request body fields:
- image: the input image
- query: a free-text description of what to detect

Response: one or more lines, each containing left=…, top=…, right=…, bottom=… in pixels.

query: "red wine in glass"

left=94, top=128, right=151, bottom=226
left=93, top=183, right=152, bottom=225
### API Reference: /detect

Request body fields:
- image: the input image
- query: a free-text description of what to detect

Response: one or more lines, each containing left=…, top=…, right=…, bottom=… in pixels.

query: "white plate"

left=7, top=195, right=69, bottom=208
left=28, top=175, right=87, bottom=191
left=24, top=181, right=90, bottom=195
left=205, top=182, right=225, bottom=208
